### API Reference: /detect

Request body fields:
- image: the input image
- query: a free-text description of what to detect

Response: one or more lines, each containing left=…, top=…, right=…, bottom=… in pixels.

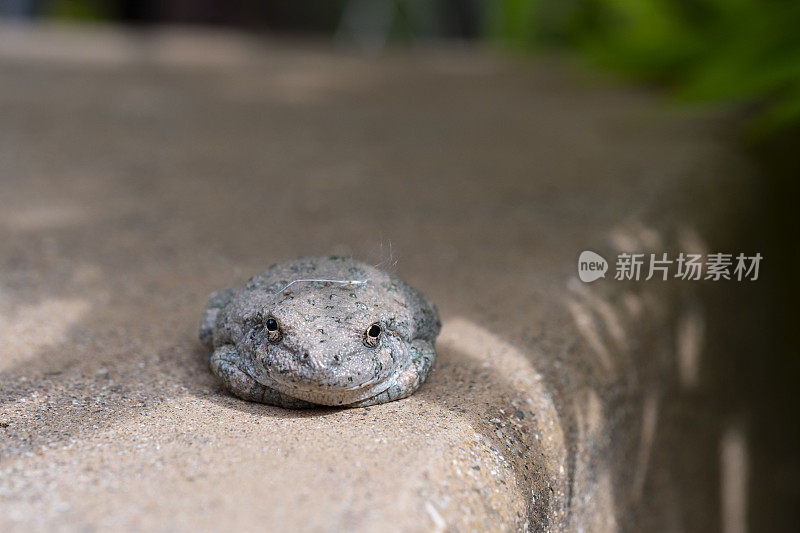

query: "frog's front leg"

left=349, top=339, right=436, bottom=407
left=209, top=344, right=314, bottom=408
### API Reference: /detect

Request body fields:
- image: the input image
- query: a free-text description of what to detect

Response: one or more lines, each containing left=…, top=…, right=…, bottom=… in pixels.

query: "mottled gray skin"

left=199, top=257, right=440, bottom=408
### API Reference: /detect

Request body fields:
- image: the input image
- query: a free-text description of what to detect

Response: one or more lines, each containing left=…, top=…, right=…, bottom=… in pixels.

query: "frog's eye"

left=363, top=322, right=382, bottom=348
left=266, top=317, right=282, bottom=343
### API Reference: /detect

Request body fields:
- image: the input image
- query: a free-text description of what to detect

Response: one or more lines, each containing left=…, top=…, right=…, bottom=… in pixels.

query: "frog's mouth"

left=253, top=369, right=397, bottom=406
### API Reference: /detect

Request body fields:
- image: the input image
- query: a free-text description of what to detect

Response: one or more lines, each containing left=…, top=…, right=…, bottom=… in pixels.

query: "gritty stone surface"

left=0, top=23, right=739, bottom=532
left=201, top=256, right=440, bottom=407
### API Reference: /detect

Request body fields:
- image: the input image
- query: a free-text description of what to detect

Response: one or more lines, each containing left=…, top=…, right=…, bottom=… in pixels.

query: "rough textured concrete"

left=0, top=24, right=742, bottom=531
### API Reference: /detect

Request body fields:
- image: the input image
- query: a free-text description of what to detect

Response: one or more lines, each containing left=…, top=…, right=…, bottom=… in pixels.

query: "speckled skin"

left=199, top=257, right=440, bottom=407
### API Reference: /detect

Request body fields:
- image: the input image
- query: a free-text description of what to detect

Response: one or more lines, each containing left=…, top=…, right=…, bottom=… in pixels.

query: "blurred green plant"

left=46, top=0, right=110, bottom=21
left=487, top=0, right=800, bottom=135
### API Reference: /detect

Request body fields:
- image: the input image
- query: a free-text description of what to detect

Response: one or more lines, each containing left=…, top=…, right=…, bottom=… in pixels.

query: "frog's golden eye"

left=363, top=322, right=382, bottom=348
left=266, top=317, right=282, bottom=343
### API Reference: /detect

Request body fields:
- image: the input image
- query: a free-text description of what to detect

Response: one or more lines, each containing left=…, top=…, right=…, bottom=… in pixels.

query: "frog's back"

left=201, top=256, right=440, bottom=349
left=247, top=256, right=438, bottom=340
left=244, top=256, right=380, bottom=292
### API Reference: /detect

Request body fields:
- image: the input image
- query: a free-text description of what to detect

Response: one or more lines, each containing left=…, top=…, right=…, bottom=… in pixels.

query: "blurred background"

left=2, top=0, right=799, bottom=136
left=1, top=1, right=798, bottom=531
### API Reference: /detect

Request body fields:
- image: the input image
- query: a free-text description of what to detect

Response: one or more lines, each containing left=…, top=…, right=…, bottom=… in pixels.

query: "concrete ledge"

left=0, top=24, right=732, bottom=531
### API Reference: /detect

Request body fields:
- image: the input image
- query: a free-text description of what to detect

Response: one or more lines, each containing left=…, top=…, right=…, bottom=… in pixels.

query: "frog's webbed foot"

left=348, top=339, right=436, bottom=408
left=209, top=344, right=314, bottom=408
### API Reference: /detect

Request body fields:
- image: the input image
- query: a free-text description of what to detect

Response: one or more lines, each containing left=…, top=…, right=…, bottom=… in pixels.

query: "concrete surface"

left=0, top=24, right=744, bottom=532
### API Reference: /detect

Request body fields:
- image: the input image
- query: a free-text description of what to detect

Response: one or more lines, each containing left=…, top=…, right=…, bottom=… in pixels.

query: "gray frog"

left=199, top=256, right=440, bottom=408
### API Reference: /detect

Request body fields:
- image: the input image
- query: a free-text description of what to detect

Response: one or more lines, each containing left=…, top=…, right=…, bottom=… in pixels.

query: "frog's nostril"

left=333, top=354, right=342, bottom=364
left=302, top=352, right=310, bottom=360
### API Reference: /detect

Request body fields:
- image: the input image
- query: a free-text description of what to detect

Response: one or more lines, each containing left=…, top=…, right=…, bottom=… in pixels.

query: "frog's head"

left=245, top=282, right=414, bottom=406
